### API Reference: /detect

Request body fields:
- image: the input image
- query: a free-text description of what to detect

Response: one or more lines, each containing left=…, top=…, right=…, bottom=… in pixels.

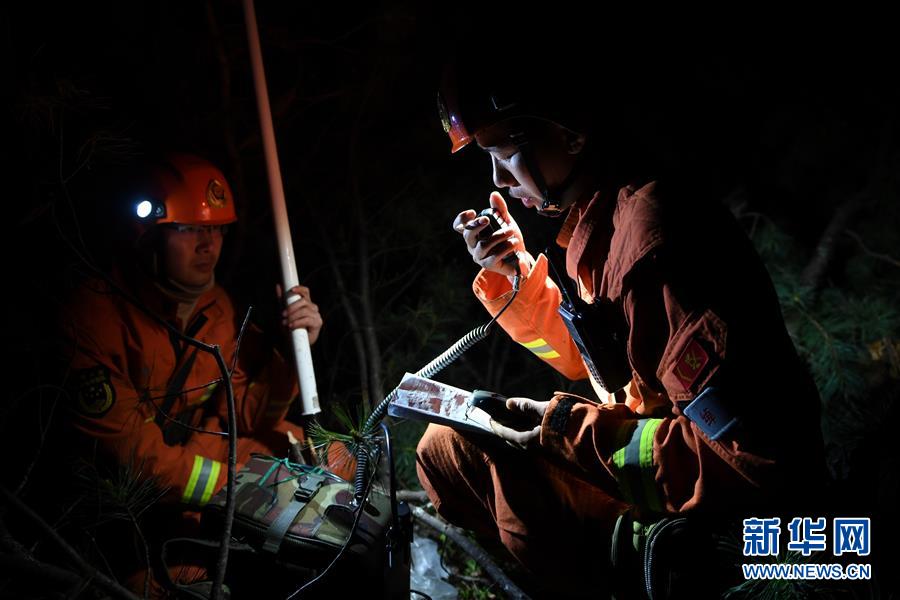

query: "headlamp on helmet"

left=135, top=199, right=166, bottom=220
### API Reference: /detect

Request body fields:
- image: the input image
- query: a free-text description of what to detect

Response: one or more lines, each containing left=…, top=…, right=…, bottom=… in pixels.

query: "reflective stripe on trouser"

left=519, top=337, right=561, bottom=360
left=612, top=418, right=663, bottom=512
left=182, top=455, right=223, bottom=506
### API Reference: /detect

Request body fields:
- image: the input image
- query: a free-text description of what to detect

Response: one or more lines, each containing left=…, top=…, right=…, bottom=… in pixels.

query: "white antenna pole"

left=242, top=0, right=320, bottom=415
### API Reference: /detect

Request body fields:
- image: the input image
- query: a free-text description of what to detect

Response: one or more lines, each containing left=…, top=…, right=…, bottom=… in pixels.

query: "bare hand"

left=452, top=192, right=526, bottom=278
left=489, top=397, right=548, bottom=448
left=276, top=284, right=323, bottom=345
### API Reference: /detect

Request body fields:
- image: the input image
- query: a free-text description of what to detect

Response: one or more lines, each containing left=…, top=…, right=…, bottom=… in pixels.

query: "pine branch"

left=0, top=486, right=141, bottom=600
left=72, top=458, right=164, bottom=528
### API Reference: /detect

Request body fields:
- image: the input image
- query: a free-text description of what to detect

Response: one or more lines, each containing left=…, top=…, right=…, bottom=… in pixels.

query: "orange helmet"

left=437, top=52, right=596, bottom=216
left=133, top=154, right=237, bottom=238
left=436, top=52, right=594, bottom=155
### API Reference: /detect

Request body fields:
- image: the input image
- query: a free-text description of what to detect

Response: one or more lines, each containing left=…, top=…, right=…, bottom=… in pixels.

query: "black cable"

left=376, top=422, right=402, bottom=545
left=347, top=261, right=528, bottom=584
left=354, top=272, right=522, bottom=502
left=144, top=379, right=225, bottom=401
left=363, top=270, right=521, bottom=433
left=437, top=533, right=452, bottom=578
left=142, top=390, right=228, bottom=437
left=351, top=449, right=370, bottom=507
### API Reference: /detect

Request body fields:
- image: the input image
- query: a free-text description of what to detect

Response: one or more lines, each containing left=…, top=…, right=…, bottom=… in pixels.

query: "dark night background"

left=3, top=2, right=899, bottom=598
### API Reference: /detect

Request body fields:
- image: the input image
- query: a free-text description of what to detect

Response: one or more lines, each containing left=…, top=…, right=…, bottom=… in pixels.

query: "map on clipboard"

left=387, top=373, right=494, bottom=435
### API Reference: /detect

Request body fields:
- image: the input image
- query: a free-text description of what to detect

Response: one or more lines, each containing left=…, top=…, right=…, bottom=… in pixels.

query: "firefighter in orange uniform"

left=416, top=53, right=827, bottom=596
left=58, top=153, right=323, bottom=593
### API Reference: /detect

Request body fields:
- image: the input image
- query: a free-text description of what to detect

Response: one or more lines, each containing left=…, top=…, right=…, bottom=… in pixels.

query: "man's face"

left=160, top=224, right=225, bottom=287
left=475, top=119, right=583, bottom=211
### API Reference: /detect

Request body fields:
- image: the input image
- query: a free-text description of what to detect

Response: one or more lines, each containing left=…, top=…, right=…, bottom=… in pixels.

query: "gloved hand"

left=488, top=396, right=548, bottom=448
left=452, top=192, right=526, bottom=278
left=276, top=284, right=323, bottom=345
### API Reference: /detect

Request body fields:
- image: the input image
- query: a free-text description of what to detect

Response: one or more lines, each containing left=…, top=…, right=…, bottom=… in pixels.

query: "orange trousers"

left=416, top=424, right=630, bottom=598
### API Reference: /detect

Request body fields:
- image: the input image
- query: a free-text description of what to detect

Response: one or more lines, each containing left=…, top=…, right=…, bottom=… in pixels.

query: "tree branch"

left=845, top=229, right=900, bottom=268
left=309, top=198, right=371, bottom=412
left=0, top=552, right=83, bottom=590
left=210, top=308, right=251, bottom=600
left=0, top=514, right=33, bottom=560
left=375, top=263, right=427, bottom=323
left=411, top=506, right=530, bottom=600
left=801, top=117, right=896, bottom=291
left=801, top=192, right=866, bottom=291
left=350, top=82, right=384, bottom=405
left=396, top=489, right=429, bottom=503
left=12, top=386, right=63, bottom=496
left=0, top=486, right=140, bottom=600
left=204, top=0, right=250, bottom=281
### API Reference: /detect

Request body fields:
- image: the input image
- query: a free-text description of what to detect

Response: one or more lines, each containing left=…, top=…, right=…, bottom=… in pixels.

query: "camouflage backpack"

left=202, top=454, right=393, bottom=569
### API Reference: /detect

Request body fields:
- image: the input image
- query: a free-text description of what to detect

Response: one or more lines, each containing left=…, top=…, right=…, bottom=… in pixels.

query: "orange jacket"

left=59, top=272, right=300, bottom=507
left=474, top=181, right=826, bottom=516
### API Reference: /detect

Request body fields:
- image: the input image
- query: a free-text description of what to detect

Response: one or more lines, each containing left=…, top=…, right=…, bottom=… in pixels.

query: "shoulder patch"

left=673, top=338, right=710, bottom=392
left=71, top=366, right=116, bottom=417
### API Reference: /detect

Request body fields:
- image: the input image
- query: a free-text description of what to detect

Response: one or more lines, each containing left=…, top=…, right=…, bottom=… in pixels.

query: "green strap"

left=255, top=455, right=331, bottom=490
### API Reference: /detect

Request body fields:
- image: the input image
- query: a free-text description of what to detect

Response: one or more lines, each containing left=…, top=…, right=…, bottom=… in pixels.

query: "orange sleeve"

left=538, top=392, right=769, bottom=516
left=472, top=252, right=589, bottom=381
left=537, top=250, right=778, bottom=516
left=227, top=344, right=299, bottom=434
left=211, top=297, right=299, bottom=436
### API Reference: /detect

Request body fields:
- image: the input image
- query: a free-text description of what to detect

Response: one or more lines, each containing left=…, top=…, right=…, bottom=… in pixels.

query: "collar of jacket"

left=554, top=188, right=623, bottom=297
left=113, top=264, right=223, bottom=328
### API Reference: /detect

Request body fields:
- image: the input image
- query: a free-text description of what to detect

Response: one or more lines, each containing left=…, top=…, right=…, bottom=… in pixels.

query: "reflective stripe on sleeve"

left=611, top=418, right=664, bottom=513
left=519, top=338, right=561, bottom=360
left=182, top=455, right=223, bottom=506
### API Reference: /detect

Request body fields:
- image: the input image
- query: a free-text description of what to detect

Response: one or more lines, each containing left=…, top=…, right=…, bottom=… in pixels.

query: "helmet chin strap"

left=509, top=131, right=584, bottom=218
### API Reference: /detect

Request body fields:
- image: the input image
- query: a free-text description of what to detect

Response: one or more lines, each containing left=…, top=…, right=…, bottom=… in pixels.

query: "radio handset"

left=544, top=246, right=632, bottom=395
left=475, top=207, right=520, bottom=270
